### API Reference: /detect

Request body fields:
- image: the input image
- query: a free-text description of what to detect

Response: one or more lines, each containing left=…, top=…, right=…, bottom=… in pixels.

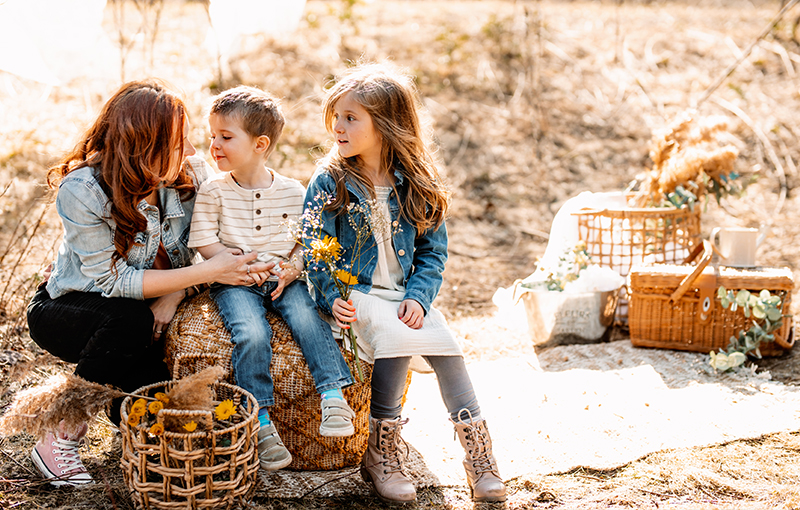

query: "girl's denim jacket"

left=303, top=166, right=448, bottom=317
left=46, top=156, right=210, bottom=300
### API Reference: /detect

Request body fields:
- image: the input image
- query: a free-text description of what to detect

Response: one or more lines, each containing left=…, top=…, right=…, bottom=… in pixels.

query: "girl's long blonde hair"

left=322, top=63, right=450, bottom=235
left=47, top=80, right=195, bottom=266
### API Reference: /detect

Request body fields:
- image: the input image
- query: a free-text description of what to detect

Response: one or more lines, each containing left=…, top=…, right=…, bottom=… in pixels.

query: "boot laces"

left=464, top=423, right=496, bottom=475
left=51, top=437, right=87, bottom=475
left=377, top=418, right=410, bottom=474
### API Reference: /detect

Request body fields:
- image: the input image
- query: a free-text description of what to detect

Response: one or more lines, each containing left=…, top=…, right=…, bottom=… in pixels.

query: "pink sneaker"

left=31, top=422, right=93, bottom=487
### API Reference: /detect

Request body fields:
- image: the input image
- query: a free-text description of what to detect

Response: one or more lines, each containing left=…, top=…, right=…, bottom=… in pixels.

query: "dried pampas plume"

left=161, top=366, right=225, bottom=432
left=637, top=110, right=740, bottom=207
left=0, top=373, right=125, bottom=440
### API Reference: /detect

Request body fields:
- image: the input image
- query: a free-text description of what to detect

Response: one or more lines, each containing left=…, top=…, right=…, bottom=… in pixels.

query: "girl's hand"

left=398, top=299, right=424, bottom=329
left=332, top=297, right=357, bottom=329
left=270, top=264, right=301, bottom=300
left=149, top=289, right=184, bottom=341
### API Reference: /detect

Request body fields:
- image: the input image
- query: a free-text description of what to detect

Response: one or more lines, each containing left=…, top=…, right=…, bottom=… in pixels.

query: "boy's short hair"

left=210, top=86, right=285, bottom=154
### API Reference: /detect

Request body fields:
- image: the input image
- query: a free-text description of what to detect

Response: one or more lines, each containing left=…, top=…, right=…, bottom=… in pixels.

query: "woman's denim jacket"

left=46, top=156, right=210, bottom=300
left=303, top=166, right=448, bottom=317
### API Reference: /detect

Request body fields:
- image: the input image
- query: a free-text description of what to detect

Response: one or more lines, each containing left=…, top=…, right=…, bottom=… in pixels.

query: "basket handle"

left=510, top=279, right=527, bottom=305
left=668, top=240, right=713, bottom=305
left=774, top=324, right=795, bottom=350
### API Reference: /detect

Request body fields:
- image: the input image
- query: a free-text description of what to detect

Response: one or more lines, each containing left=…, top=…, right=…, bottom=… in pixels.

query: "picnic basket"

left=574, top=201, right=702, bottom=323
left=628, top=240, right=794, bottom=356
left=119, top=380, right=260, bottom=510
left=164, top=290, right=373, bottom=470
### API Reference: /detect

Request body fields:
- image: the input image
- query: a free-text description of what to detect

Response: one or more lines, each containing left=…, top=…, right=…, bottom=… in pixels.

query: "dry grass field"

left=3, top=0, right=800, bottom=508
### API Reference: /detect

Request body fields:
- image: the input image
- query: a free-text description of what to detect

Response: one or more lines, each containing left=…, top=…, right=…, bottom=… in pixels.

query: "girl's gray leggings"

left=370, top=355, right=480, bottom=422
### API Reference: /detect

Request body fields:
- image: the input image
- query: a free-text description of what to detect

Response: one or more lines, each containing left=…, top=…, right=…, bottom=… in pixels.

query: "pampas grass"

left=160, top=365, right=225, bottom=432
left=0, top=366, right=228, bottom=439
left=0, top=373, right=125, bottom=440
left=637, top=111, right=740, bottom=207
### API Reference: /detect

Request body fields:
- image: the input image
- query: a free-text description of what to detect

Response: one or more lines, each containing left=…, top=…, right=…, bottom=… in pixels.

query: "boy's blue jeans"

left=211, top=280, right=354, bottom=408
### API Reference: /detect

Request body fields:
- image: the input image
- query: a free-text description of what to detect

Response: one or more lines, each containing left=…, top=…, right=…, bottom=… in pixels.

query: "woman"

left=26, top=80, right=270, bottom=487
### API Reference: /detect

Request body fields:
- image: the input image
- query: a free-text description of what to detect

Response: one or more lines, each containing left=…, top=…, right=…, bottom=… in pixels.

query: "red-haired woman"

left=26, top=80, right=270, bottom=487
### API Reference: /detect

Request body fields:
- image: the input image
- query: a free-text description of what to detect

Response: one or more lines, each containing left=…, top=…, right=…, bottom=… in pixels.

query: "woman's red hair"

left=47, top=80, right=195, bottom=267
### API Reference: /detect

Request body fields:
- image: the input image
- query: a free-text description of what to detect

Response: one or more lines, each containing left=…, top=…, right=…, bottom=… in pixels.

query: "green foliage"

left=708, top=287, right=787, bottom=372
left=540, top=242, right=591, bottom=292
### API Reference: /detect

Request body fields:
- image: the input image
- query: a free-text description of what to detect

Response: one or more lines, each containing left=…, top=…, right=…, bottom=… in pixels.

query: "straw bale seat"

left=164, top=290, right=372, bottom=471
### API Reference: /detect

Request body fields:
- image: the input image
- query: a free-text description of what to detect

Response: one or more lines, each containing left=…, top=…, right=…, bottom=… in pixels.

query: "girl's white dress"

left=343, top=186, right=462, bottom=373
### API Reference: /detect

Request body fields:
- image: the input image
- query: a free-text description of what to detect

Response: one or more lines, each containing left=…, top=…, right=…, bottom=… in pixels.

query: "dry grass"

left=4, top=0, right=800, bottom=508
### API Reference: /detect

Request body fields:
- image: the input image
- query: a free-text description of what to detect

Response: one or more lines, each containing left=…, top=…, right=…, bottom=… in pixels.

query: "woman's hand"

left=150, top=289, right=184, bottom=341
left=270, top=263, right=301, bottom=300
left=398, top=299, right=424, bottom=329
left=332, top=297, right=357, bottom=330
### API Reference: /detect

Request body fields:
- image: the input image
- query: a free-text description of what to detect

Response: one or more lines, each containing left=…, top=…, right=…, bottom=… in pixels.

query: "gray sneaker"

left=319, top=398, right=355, bottom=437
left=257, top=423, right=292, bottom=471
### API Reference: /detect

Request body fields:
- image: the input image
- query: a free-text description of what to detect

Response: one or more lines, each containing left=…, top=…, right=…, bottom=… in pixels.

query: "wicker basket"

left=164, top=290, right=373, bottom=470
left=120, top=380, right=260, bottom=510
left=574, top=202, right=702, bottom=323
left=628, top=240, right=795, bottom=356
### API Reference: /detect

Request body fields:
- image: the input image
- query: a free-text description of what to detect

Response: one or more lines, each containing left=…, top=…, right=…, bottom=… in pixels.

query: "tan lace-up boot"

left=452, top=411, right=507, bottom=502
left=360, top=416, right=416, bottom=505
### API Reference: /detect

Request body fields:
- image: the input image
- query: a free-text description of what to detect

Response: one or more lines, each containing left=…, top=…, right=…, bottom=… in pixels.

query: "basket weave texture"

left=574, top=203, right=702, bottom=322
left=628, top=241, right=794, bottom=356
left=119, top=381, right=259, bottom=510
left=164, top=290, right=373, bottom=470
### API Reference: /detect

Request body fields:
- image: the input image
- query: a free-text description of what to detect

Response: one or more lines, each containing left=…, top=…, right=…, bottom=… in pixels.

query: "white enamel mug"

left=710, top=227, right=766, bottom=268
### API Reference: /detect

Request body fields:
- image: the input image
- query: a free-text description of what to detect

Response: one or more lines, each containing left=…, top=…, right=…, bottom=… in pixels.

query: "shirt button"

left=255, top=193, right=261, bottom=199
left=398, top=249, right=405, bottom=257
left=255, top=225, right=262, bottom=231
left=282, top=213, right=288, bottom=218
left=172, top=249, right=179, bottom=256
left=256, top=209, right=261, bottom=215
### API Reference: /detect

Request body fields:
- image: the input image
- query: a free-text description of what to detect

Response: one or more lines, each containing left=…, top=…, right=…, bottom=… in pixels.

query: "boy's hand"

left=270, top=263, right=301, bottom=300
left=398, top=299, right=424, bottom=329
left=247, top=261, right=274, bottom=287
left=332, top=297, right=356, bottom=330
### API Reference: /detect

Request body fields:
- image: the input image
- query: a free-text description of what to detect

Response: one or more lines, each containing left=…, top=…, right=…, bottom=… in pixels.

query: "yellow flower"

left=154, top=392, right=170, bottom=404
left=183, top=421, right=198, bottom=432
left=310, top=236, right=341, bottom=263
left=148, top=401, right=164, bottom=415
left=215, top=400, right=236, bottom=421
left=127, top=413, right=141, bottom=427
left=149, top=423, right=164, bottom=436
left=131, top=398, right=147, bottom=417
left=335, top=270, right=358, bottom=286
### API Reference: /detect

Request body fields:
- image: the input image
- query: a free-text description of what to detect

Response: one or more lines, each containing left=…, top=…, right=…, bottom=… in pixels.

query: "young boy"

left=188, top=86, right=355, bottom=471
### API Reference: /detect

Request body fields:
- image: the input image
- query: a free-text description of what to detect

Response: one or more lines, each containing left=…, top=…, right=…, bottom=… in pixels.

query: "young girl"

left=304, top=63, right=506, bottom=504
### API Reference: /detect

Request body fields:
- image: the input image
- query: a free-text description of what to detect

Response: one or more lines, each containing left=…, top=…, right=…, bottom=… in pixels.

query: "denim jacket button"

left=172, top=249, right=179, bottom=256
left=397, top=249, right=405, bottom=257
left=164, top=224, right=170, bottom=231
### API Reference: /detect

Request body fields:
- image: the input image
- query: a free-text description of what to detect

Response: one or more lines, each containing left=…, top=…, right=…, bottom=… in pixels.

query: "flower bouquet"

left=289, top=192, right=397, bottom=382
